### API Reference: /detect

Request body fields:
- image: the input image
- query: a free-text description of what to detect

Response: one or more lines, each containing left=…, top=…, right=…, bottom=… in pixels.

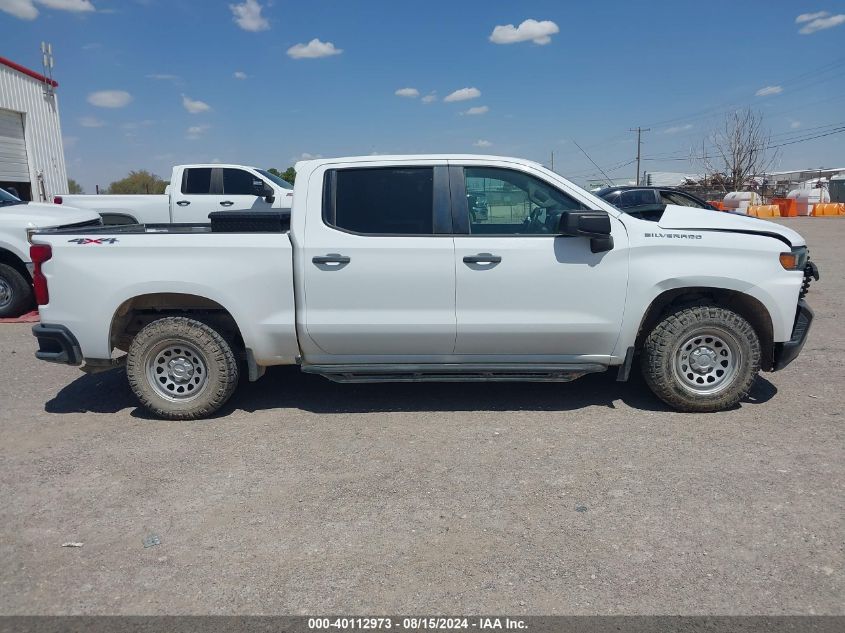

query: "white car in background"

left=0, top=187, right=101, bottom=318
left=58, top=164, right=294, bottom=225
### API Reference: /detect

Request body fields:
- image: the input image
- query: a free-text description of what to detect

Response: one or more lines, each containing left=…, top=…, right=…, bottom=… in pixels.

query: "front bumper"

left=772, top=300, right=813, bottom=371
left=32, top=323, right=83, bottom=366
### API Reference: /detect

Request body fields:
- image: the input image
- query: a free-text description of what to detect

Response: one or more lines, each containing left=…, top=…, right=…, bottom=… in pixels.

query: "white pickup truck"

left=0, top=188, right=101, bottom=317
left=58, top=164, right=293, bottom=225
left=30, top=155, right=817, bottom=419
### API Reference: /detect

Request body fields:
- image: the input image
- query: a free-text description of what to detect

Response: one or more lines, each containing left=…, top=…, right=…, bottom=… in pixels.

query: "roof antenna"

left=572, top=138, right=614, bottom=186
left=40, top=41, right=55, bottom=98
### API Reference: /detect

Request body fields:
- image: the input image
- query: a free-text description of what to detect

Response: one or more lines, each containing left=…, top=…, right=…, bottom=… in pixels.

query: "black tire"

left=641, top=306, right=761, bottom=412
left=0, top=262, right=33, bottom=318
left=126, top=317, right=239, bottom=420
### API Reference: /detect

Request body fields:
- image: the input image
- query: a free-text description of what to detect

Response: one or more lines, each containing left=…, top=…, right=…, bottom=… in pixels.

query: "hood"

left=657, top=205, right=805, bottom=247
left=0, top=201, right=101, bottom=229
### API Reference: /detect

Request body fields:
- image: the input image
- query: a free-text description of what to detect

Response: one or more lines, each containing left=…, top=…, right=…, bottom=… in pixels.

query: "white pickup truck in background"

left=30, top=155, right=817, bottom=419
left=0, top=187, right=101, bottom=318
left=58, top=164, right=293, bottom=225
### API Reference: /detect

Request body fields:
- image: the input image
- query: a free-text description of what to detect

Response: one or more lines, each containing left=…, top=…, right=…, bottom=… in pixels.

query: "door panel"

left=299, top=164, right=456, bottom=358
left=172, top=167, right=221, bottom=222
left=454, top=232, right=628, bottom=356
left=219, top=168, right=274, bottom=214
left=451, top=164, right=629, bottom=359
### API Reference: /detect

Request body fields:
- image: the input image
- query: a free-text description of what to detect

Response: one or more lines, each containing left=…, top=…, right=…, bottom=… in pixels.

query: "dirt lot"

left=0, top=218, right=842, bottom=615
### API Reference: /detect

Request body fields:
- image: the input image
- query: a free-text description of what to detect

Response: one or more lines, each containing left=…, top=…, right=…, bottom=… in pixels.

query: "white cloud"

left=37, top=0, right=94, bottom=10
left=473, top=139, right=492, bottom=147
left=790, top=120, right=802, bottom=129
left=122, top=119, right=154, bottom=130
left=146, top=73, right=179, bottom=81
left=796, top=11, right=829, bottom=23
left=664, top=123, right=693, bottom=134
left=292, top=152, right=323, bottom=162
left=798, top=13, right=845, bottom=33
left=79, top=116, right=105, bottom=127
left=755, top=85, right=783, bottom=96
left=444, top=87, right=481, bottom=102
left=395, top=87, right=420, bottom=98
left=287, top=38, right=343, bottom=59
left=186, top=125, right=210, bottom=140
left=1, top=0, right=95, bottom=18
left=182, top=95, right=211, bottom=114
left=233, top=71, right=248, bottom=79
left=490, top=19, right=559, bottom=45
left=229, top=0, right=269, bottom=31
left=421, top=93, right=437, bottom=104
left=1, top=0, right=38, bottom=19
left=462, top=106, right=489, bottom=116
left=87, top=90, right=132, bottom=108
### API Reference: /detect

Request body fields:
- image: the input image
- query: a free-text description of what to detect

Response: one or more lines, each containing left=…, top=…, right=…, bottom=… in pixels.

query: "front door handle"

left=312, top=254, right=351, bottom=265
left=176, top=200, right=190, bottom=206
left=463, top=253, right=502, bottom=264
left=219, top=201, right=234, bottom=207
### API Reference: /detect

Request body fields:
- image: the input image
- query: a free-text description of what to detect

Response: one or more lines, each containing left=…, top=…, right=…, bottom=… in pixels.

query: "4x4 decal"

left=68, top=238, right=119, bottom=245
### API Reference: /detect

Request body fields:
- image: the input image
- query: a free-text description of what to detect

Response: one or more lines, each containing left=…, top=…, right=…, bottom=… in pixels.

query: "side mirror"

left=254, top=180, right=275, bottom=203
left=558, top=210, right=614, bottom=253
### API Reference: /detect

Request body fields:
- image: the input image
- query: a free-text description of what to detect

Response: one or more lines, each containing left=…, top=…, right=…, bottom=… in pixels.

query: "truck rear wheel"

left=641, top=306, right=761, bottom=412
left=0, top=263, right=32, bottom=318
left=126, top=317, right=239, bottom=420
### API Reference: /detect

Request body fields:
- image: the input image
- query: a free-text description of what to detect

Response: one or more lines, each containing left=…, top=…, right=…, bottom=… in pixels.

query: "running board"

left=301, top=363, right=607, bottom=383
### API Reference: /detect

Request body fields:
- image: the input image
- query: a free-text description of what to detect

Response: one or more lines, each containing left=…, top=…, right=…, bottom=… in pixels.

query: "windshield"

left=0, top=188, right=23, bottom=206
left=256, top=169, right=293, bottom=190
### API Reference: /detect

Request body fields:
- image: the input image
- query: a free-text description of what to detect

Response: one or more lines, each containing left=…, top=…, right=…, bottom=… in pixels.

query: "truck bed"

left=31, top=210, right=298, bottom=366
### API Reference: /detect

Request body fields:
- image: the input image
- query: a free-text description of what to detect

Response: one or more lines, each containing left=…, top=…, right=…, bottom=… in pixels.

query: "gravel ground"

left=0, top=217, right=842, bottom=615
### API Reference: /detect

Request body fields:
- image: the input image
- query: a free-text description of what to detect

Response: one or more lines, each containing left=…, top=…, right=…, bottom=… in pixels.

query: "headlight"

left=780, top=246, right=807, bottom=270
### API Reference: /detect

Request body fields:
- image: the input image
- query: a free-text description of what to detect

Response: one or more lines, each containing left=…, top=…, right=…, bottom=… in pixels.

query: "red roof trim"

left=0, top=56, right=59, bottom=88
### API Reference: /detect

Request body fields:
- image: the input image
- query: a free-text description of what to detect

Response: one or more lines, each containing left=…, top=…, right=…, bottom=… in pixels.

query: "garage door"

left=0, top=109, right=29, bottom=182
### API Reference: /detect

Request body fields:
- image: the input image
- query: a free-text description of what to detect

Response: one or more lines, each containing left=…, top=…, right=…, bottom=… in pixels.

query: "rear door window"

left=325, top=167, right=434, bottom=235
left=618, top=189, right=658, bottom=207
left=182, top=168, right=213, bottom=194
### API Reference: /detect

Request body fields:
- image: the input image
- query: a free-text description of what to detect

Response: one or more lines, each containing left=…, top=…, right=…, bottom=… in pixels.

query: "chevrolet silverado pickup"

left=30, top=155, right=817, bottom=419
left=58, top=163, right=293, bottom=225
left=0, top=187, right=101, bottom=318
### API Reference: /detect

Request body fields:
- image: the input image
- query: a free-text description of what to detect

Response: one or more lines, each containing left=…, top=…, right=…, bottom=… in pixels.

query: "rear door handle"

left=176, top=200, right=190, bottom=206
left=219, top=201, right=234, bottom=207
left=463, top=253, right=502, bottom=264
left=312, top=254, right=351, bottom=265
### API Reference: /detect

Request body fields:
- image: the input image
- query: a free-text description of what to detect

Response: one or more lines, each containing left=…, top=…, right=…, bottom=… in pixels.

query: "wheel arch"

left=635, top=287, right=776, bottom=370
left=109, top=292, right=245, bottom=354
left=0, top=247, right=32, bottom=283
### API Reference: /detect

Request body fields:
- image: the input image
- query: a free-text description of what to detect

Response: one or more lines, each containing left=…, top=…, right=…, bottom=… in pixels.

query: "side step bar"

left=301, top=363, right=607, bottom=384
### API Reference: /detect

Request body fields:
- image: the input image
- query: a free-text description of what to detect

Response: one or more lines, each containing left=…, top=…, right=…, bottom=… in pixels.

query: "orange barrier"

left=812, top=203, right=845, bottom=216
left=747, top=205, right=781, bottom=218
left=770, top=197, right=798, bottom=217
left=708, top=200, right=727, bottom=210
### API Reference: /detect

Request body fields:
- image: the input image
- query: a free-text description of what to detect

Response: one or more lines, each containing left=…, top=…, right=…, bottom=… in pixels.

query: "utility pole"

left=550, top=151, right=555, bottom=172
left=629, top=126, right=650, bottom=185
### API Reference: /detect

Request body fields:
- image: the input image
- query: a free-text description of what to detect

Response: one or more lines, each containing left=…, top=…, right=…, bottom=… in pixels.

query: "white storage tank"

left=723, top=192, right=759, bottom=214
left=787, top=188, right=830, bottom=216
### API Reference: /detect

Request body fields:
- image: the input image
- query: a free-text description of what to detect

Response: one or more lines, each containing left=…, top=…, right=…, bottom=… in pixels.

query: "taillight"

left=54, top=196, right=63, bottom=204
left=30, top=244, right=52, bottom=305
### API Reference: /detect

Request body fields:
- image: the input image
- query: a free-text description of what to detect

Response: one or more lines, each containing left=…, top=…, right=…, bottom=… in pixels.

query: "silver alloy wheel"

left=0, top=277, right=11, bottom=309
left=672, top=327, right=741, bottom=396
left=144, top=339, right=208, bottom=402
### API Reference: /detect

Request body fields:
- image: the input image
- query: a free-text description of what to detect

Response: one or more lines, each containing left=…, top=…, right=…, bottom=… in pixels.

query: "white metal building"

left=0, top=56, right=67, bottom=201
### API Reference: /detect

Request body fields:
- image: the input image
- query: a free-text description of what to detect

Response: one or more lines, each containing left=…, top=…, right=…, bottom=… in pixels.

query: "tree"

left=267, top=167, right=296, bottom=185
left=692, top=108, right=778, bottom=192
left=67, top=178, right=83, bottom=194
left=106, top=170, right=168, bottom=195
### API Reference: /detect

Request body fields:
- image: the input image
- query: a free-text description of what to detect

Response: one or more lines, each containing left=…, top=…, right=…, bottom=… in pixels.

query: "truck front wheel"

left=641, top=306, right=761, bottom=412
left=126, top=317, right=239, bottom=420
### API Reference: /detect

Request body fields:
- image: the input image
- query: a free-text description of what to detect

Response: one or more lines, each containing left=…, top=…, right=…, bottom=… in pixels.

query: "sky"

left=1, top=0, right=844, bottom=192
